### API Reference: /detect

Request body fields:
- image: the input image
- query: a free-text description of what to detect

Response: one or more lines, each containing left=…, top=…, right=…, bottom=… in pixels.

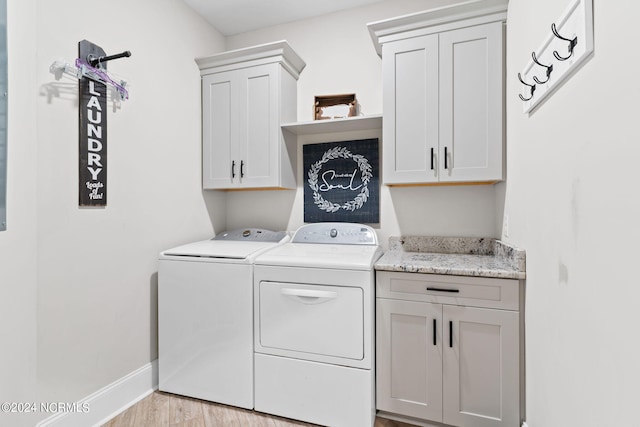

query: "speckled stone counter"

left=375, top=236, right=526, bottom=280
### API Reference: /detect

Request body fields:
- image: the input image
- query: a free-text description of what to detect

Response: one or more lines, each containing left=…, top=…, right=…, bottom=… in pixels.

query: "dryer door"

left=257, top=281, right=364, bottom=360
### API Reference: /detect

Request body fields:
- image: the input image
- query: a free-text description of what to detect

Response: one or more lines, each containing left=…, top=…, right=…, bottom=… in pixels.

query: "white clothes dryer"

left=252, top=223, right=382, bottom=427
left=158, top=228, right=288, bottom=409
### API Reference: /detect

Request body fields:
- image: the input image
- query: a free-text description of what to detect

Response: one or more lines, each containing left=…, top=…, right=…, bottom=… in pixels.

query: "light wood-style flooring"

left=102, top=391, right=418, bottom=427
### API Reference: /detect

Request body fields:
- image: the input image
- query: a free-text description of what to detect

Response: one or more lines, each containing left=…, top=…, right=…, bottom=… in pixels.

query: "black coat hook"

left=551, top=23, right=577, bottom=61
left=88, top=50, right=132, bottom=68
left=518, top=73, right=536, bottom=101
left=531, top=52, right=553, bottom=84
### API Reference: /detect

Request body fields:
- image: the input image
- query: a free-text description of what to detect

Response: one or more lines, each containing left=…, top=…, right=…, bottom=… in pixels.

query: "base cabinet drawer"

left=377, top=271, right=519, bottom=310
left=376, top=274, right=522, bottom=427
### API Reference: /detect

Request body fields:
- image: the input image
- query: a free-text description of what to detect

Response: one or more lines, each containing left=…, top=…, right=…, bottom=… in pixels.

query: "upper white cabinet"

left=196, top=41, right=305, bottom=190
left=368, top=1, right=507, bottom=185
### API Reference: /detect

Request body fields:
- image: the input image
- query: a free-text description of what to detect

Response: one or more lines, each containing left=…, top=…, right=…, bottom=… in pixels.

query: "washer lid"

left=161, top=228, right=289, bottom=260
left=161, top=239, right=286, bottom=260
left=254, top=242, right=382, bottom=270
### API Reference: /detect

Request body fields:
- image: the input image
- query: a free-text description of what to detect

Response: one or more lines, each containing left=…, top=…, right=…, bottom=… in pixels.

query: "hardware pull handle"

left=232, top=160, right=236, bottom=179
left=449, top=321, right=453, bottom=348
left=240, top=160, right=245, bottom=178
left=433, top=318, right=437, bottom=346
left=426, top=287, right=460, bottom=293
left=281, top=288, right=337, bottom=305
left=430, top=147, right=434, bottom=170
left=444, top=147, right=449, bottom=169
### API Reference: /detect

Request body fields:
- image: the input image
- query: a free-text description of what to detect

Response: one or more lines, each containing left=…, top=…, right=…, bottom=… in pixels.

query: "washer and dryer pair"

left=158, top=223, right=381, bottom=427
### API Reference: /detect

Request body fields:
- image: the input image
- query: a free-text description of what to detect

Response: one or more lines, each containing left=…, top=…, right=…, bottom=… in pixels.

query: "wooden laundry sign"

left=78, top=40, right=107, bottom=206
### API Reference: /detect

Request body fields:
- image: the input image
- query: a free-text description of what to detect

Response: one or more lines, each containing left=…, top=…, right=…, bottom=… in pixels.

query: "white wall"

left=225, top=0, right=499, bottom=247
left=0, top=0, right=224, bottom=423
left=0, top=1, right=38, bottom=426
left=504, top=1, right=640, bottom=426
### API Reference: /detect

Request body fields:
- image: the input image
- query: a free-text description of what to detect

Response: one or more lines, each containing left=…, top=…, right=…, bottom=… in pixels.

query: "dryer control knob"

left=242, top=229, right=251, bottom=237
left=330, top=228, right=338, bottom=238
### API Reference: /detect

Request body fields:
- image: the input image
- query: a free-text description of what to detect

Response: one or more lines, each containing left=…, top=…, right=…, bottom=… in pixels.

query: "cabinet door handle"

left=449, top=321, right=453, bottom=348
left=240, top=160, right=245, bottom=178
left=444, top=146, right=449, bottom=169
left=426, top=287, right=460, bottom=293
left=430, top=147, right=434, bottom=170
left=433, top=318, right=437, bottom=346
left=231, top=160, right=236, bottom=179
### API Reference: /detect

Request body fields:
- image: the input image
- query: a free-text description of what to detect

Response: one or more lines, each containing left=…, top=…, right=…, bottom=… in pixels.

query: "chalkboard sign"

left=304, top=138, right=379, bottom=224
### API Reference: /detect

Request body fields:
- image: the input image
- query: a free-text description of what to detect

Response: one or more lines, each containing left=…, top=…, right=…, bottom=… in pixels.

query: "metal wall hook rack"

left=518, top=0, right=593, bottom=113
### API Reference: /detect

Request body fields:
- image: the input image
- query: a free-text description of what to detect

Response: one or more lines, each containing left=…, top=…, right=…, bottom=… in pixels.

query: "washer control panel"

left=292, top=223, right=378, bottom=245
left=212, top=228, right=288, bottom=242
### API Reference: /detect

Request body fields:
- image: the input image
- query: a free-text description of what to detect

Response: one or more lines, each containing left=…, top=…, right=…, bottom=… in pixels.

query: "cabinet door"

left=376, top=299, right=443, bottom=422
left=237, top=64, right=280, bottom=188
left=443, top=305, right=519, bottom=427
left=202, top=71, right=238, bottom=189
left=438, top=22, right=503, bottom=182
left=382, top=34, right=439, bottom=185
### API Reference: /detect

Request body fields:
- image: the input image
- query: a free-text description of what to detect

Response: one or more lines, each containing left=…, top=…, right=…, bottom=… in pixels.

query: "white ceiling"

left=182, top=0, right=385, bottom=36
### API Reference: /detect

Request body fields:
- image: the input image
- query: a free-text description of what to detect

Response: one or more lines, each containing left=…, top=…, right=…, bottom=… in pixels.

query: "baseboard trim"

left=36, top=359, right=158, bottom=427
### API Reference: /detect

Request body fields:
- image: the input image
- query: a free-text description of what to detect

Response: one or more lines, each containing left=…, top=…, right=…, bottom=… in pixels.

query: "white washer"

left=158, top=228, right=288, bottom=409
left=253, top=223, right=382, bottom=427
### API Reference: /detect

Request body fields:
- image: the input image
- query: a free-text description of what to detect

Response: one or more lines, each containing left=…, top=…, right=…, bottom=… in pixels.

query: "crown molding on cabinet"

left=367, top=0, right=508, bottom=56
left=196, top=40, right=306, bottom=79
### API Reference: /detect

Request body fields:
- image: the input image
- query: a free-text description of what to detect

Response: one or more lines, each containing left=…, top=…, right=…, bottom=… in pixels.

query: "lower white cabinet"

left=376, top=272, right=521, bottom=427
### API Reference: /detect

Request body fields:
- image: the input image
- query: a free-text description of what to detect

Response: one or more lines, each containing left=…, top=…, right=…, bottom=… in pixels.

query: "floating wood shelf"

left=281, top=114, right=382, bottom=135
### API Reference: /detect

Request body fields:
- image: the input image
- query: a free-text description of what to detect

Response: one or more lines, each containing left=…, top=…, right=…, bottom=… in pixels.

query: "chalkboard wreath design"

left=307, top=146, right=373, bottom=213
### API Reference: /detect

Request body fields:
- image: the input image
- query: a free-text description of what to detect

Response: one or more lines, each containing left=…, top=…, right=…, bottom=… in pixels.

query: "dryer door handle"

left=281, top=288, right=338, bottom=304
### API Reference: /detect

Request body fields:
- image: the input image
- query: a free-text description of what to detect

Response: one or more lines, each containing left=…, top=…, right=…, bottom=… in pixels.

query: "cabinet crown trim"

left=367, top=0, right=508, bottom=55
left=196, top=40, right=306, bottom=79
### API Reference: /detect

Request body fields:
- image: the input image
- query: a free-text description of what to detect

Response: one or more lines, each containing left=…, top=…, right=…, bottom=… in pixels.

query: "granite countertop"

left=375, top=236, right=526, bottom=280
